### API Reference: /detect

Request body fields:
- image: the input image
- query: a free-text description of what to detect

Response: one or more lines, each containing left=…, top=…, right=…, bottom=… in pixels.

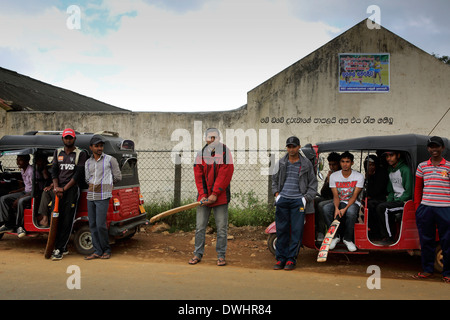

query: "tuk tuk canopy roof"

left=0, top=132, right=135, bottom=157
left=315, top=134, right=449, bottom=168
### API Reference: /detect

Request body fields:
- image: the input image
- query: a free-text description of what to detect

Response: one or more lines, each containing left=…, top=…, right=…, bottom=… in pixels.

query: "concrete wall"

left=1, top=20, right=449, bottom=152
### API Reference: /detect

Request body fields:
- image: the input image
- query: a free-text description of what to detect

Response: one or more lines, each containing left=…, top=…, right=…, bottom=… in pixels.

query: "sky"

left=0, top=0, right=449, bottom=112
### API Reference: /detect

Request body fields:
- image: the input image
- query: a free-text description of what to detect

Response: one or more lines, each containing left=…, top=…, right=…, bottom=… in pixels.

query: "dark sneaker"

left=17, top=227, right=26, bottom=238
left=284, top=261, right=296, bottom=271
left=51, top=249, right=63, bottom=261
left=0, top=225, right=13, bottom=234
left=273, top=260, right=285, bottom=270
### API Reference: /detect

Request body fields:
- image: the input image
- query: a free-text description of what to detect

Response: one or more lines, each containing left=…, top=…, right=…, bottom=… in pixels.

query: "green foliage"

left=228, top=190, right=275, bottom=227
left=144, top=191, right=274, bottom=232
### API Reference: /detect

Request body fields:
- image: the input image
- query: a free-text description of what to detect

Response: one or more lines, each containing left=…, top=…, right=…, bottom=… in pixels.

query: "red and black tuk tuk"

left=0, top=130, right=148, bottom=255
left=266, top=134, right=449, bottom=271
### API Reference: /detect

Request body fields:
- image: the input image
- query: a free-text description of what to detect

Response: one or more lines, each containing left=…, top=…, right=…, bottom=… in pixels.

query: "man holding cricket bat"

left=190, top=128, right=234, bottom=266
left=323, top=151, right=364, bottom=252
left=271, top=136, right=318, bottom=270
left=50, top=128, right=88, bottom=261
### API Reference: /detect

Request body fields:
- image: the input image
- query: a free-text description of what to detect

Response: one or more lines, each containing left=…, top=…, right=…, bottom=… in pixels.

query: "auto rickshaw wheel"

left=434, top=244, right=443, bottom=273
left=73, top=224, right=95, bottom=256
left=267, top=233, right=277, bottom=256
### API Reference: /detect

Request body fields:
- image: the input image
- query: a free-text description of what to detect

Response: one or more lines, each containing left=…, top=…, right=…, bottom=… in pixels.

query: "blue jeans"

left=323, top=201, right=359, bottom=242
left=87, top=199, right=111, bottom=255
left=194, top=204, right=228, bottom=259
left=275, top=197, right=305, bottom=264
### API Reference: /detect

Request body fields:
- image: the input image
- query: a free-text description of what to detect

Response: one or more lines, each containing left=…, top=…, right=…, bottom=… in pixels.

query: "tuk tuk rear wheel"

left=73, top=224, right=95, bottom=256
left=267, top=233, right=277, bottom=256
left=434, top=245, right=443, bottom=273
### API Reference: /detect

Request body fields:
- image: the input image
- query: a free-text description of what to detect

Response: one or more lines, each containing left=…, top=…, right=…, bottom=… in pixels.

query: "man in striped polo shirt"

left=84, top=135, right=122, bottom=260
left=413, top=136, right=450, bottom=283
left=271, top=136, right=318, bottom=270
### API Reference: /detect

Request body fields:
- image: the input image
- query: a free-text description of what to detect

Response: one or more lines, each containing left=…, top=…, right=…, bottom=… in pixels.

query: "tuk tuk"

left=0, top=131, right=148, bottom=255
left=266, top=134, right=449, bottom=271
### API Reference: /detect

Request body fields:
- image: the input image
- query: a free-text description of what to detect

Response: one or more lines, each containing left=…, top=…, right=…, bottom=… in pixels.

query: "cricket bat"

left=44, top=196, right=60, bottom=259
left=317, top=218, right=341, bottom=262
left=149, top=201, right=202, bottom=224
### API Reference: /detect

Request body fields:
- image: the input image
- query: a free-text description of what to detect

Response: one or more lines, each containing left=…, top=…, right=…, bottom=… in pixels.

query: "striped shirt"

left=279, top=159, right=303, bottom=199
left=85, top=153, right=122, bottom=201
left=416, top=158, right=450, bottom=207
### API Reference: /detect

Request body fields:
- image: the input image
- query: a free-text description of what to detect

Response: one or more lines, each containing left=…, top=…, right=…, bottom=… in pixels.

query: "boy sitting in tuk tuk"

left=323, top=151, right=364, bottom=252
left=374, top=151, right=413, bottom=244
left=0, top=155, right=33, bottom=237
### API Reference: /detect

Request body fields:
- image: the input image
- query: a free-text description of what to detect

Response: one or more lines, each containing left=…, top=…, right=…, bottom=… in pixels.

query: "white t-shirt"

left=329, top=170, right=365, bottom=205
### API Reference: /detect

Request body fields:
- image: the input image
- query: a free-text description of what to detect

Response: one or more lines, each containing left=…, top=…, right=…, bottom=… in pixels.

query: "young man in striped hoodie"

left=413, top=136, right=450, bottom=283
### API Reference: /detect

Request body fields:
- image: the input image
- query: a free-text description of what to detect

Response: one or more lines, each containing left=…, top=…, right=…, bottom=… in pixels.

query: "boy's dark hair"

left=17, top=154, right=31, bottom=162
left=327, top=152, right=341, bottom=163
left=340, top=151, right=354, bottom=162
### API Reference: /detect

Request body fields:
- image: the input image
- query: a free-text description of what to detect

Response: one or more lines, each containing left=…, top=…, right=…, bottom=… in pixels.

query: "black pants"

left=54, top=186, right=80, bottom=251
left=375, top=201, right=404, bottom=239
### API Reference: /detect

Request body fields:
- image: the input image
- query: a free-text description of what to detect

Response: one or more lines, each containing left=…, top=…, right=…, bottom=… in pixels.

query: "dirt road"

left=0, top=225, right=448, bottom=300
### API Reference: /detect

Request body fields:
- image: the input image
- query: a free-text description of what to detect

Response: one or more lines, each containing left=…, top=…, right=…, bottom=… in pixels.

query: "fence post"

left=174, top=152, right=182, bottom=207
left=267, top=153, right=274, bottom=205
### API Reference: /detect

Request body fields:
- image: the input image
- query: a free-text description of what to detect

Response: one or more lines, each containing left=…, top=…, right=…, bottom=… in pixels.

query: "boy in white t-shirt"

left=323, top=151, right=364, bottom=251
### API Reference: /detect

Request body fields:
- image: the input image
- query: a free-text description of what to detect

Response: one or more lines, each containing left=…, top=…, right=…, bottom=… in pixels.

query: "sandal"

left=188, top=256, right=201, bottom=265
left=84, top=253, right=100, bottom=260
left=412, top=272, right=434, bottom=280
left=217, top=258, right=226, bottom=266
left=100, top=253, right=111, bottom=259
left=443, top=276, right=450, bottom=283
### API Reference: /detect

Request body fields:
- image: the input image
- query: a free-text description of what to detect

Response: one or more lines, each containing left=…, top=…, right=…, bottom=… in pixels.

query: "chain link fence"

left=136, top=150, right=359, bottom=208
left=0, top=149, right=367, bottom=208
left=137, top=150, right=281, bottom=207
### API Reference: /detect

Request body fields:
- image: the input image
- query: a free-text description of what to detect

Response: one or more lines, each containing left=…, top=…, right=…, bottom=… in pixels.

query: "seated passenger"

left=314, top=152, right=341, bottom=241
left=0, top=155, right=33, bottom=238
left=34, top=154, right=53, bottom=227
left=323, top=151, right=364, bottom=252
left=374, top=151, right=413, bottom=244
left=362, top=155, right=389, bottom=238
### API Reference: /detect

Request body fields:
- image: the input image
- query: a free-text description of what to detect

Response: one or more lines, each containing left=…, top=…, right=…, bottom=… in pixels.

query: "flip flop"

left=188, top=256, right=201, bottom=265
left=84, top=253, right=100, bottom=260
left=443, top=276, right=450, bottom=283
left=100, top=253, right=111, bottom=259
left=217, top=258, right=226, bottom=266
left=411, top=272, right=434, bottom=280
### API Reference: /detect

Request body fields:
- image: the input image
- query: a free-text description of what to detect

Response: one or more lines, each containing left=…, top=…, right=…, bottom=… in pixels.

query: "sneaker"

left=17, top=227, right=26, bottom=238
left=343, top=240, right=357, bottom=252
left=284, top=261, right=296, bottom=271
left=0, top=225, right=13, bottom=234
left=273, top=260, right=285, bottom=270
left=329, top=235, right=340, bottom=250
left=51, top=249, right=63, bottom=261
left=317, top=232, right=324, bottom=242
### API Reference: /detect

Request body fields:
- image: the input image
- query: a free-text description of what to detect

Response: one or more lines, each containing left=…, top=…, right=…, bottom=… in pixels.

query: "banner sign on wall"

left=339, top=53, right=390, bottom=92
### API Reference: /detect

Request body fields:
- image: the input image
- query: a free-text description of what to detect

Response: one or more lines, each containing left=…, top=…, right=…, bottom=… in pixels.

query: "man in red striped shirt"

left=413, top=136, right=450, bottom=283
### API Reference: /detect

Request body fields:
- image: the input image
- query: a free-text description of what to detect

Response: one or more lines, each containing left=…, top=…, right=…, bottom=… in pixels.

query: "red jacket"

left=194, top=143, right=234, bottom=207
